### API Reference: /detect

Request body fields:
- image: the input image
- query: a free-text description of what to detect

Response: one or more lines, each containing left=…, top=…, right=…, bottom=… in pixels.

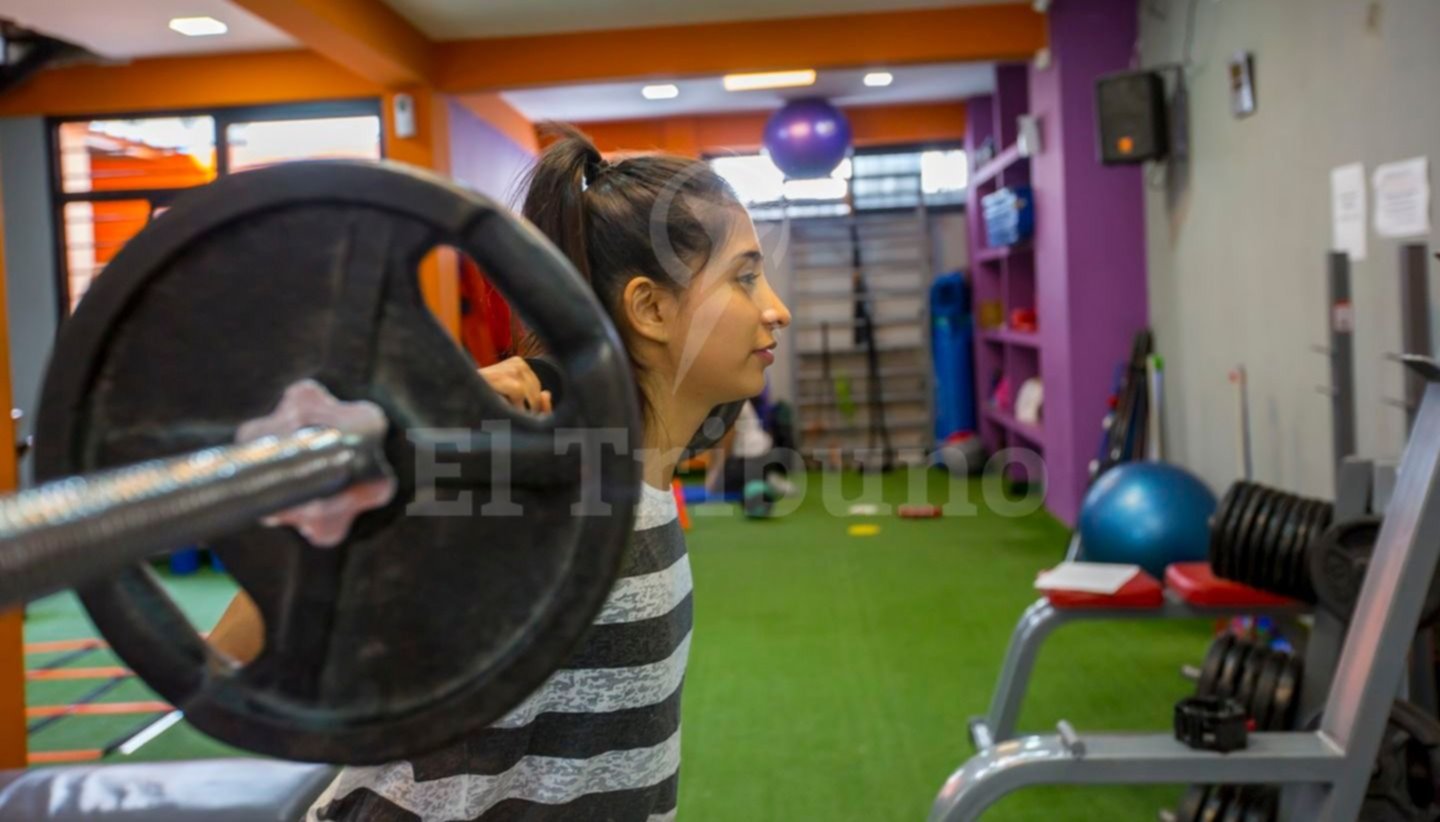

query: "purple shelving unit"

left=967, top=64, right=1039, bottom=484
left=967, top=0, right=1149, bottom=526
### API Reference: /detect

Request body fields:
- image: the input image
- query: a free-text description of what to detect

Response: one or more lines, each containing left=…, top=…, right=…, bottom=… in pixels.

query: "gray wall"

left=0, top=116, right=59, bottom=482
left=1138, top=0, right=1440, bottom=497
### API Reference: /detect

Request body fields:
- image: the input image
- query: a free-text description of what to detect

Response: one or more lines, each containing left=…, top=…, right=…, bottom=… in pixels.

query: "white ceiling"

left=0, top=0, right=297, bottom=60
left=381, top=0, right=1022, bottom=39
left=0, top=0, right=1023, bottom=60
left=501, top=62, right=993, bottom=123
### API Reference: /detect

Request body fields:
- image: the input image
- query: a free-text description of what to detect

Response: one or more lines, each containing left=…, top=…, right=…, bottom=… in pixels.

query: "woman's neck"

left=640, top=383, right=715, bottom=491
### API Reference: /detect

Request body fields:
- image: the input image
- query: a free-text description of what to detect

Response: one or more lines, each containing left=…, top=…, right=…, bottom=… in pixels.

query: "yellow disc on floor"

left=847, top=524, right=881, bottom=537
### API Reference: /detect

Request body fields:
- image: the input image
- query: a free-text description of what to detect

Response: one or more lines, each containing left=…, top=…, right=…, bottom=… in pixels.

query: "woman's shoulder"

left=636, top=482, right=678, bottom=531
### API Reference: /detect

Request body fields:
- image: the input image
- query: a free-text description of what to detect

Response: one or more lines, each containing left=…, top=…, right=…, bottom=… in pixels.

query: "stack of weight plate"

left=1170, top=632, right=1304, bottom=822
left=1173, top=785, right=1278, bottom=822
left=1193, top=633, right=1303, bottom=732
left=1208, top=481, right=1333, bottom=602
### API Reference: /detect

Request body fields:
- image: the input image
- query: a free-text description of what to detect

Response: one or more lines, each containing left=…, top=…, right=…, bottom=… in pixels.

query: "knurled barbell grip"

left=0, top=427, right=381, bottom=609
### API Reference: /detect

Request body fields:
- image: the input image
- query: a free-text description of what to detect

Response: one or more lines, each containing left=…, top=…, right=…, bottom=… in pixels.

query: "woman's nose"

left=762, top=288, right=791, bottom=329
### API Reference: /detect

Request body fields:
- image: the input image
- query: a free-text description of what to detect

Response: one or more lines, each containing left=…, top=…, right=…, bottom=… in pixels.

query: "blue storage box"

left=981, top=185, right=1034, bottom=247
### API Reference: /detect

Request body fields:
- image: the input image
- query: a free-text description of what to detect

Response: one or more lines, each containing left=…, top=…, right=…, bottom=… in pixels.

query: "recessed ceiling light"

left=169, top=17, right=229, bottom=37
left=723, top=70, right=817, bottom=92
left=863, top=71, right=894, bottom=88
left=642, top=84, right=680, bottom=100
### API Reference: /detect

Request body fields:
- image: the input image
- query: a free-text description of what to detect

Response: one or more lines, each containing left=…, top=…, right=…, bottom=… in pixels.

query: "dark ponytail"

left=514, top=123, right=742, bottom=423
left=516, top=127, right=603, bottom=284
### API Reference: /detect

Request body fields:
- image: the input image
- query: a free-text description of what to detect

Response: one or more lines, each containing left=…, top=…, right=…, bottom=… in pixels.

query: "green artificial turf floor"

left=21, top=470, right=1213, bottom=820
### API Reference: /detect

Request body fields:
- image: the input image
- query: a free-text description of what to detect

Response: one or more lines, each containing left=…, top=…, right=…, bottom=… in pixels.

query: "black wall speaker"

left=1095, top=70, right=1169, bottom=165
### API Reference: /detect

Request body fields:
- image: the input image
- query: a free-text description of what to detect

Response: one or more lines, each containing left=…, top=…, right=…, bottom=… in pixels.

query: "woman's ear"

left=621, top=276, right=677, bottom=345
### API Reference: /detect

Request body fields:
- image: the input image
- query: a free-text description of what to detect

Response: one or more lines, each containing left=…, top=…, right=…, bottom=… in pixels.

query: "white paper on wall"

left=1373, top=156, right=1431, bottom=238
left=1330, top=162, right=1367, bottom=261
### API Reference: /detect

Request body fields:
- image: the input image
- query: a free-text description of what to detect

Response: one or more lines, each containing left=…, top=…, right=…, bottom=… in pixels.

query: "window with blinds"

left=708, top=146, right=967, bottom=221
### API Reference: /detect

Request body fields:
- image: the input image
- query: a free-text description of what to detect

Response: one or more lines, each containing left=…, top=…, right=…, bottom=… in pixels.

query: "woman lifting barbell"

left=204, top=124, right=791, bottom=822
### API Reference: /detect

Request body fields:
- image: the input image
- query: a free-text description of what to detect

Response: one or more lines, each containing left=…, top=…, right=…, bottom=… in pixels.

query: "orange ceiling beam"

left=436, top=5, right=1046, bottom=91
left=227, top=0, right=436, bottom=87
left=580, top=101, right=968, bottom=157
left=0, top=50, right=382, bottom=117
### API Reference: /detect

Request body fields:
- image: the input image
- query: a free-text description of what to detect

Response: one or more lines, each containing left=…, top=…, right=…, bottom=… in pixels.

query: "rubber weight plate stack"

left=1191, top=635, right=1302, bottom=732
left=1176, top=785, right=1211, bottom=822
left=1208, top=480, right=1328, bottom=602
left=1362, top=700, right=1440, bottom=820
left=1210, top=483, right=1246, bottom=579
left=1310, top=516, right=1440, bottom=629
left=32, top=161, right=644, bottom=764
left=1240, top=489, right=1282, bottom=591
left=1197, top=634, right=1237, bottom=697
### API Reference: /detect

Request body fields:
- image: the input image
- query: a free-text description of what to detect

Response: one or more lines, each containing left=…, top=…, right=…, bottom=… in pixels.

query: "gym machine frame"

left=930, top=356, right=1440, bottom=822
left=970, top=454, right=1394, bottom=751
left=965, top=581, right=1307, bottom=751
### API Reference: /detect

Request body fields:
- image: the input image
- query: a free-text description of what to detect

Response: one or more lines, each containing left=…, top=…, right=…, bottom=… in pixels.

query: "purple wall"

left=446, top=99, right=536, bottom=208
left=1031, top=0, right=1149, bottom=524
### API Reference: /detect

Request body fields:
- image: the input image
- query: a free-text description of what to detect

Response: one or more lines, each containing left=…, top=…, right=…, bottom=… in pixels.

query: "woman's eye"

left=738, top=272, right=759, bottom=286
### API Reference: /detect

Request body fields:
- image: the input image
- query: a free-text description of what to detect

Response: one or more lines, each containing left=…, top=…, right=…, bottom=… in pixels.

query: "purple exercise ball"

left=763, top=98, right=853, bottom=179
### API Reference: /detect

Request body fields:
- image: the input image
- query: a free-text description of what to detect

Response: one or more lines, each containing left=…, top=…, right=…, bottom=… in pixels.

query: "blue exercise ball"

left=763, top=98, right=852, bottom=179
left=1078, top=461, right=1217, bottom=579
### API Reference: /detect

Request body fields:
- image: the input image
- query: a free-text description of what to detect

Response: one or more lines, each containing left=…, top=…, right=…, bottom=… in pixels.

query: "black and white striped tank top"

left=309, top=482, right=691, bottom=821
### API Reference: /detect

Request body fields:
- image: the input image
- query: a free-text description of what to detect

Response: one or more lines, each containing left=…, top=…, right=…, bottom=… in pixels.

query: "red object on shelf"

left=1164, top=562, right=1297, bottom=607
left=1042, top=568, right=1164, bottom=610
left=1009, top=308, right=1037, bottom=332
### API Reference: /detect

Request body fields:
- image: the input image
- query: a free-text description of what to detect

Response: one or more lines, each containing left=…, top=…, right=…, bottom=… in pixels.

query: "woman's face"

left=668, top=207, right=792, bottom=408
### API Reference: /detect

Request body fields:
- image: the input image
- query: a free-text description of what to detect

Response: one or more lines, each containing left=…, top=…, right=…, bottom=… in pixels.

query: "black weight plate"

left=1311, top=517, right=1383, bottom=622
left=1245, top=490, right=1284, bottom=591
left=1289, top=497, right=1322, bottom=601
left=1210, top=483, right=1245, bottom=575
left=1281, top=499, right=1319, bottom=603
left=1210, top=483, right=1243, bottom=540
left=1242, top=787, right=1278, bottom=822
left=1218, top=483, right=1258, bottom=581
left=1179, top=786, right=1211, bottom=822
left=1297, top=500, right=1332, bottom=602
left=1269, top=496, right=1305, bottom=599
left=1268, top=654, right=1303, bottom=730
left=1217, top=639, right=1253, bottom=700
left=1290, top=500, right=1324, bottom=603
left=1233, top=487, right=1268, bottom=588
left=1210, top=483, right=1241, bottom=579
left=1225, top=483, right=1264, bottom=581
left=1199, top=634, right=1236, bottom=698
left=1238, top=489, right=1284, bottom=593
left=33, top=161, right=644, bottom=764
left=1251, top=651, right=1285, bottom=731
left=1258, top=494, right=1298, bottom=595
left=1310, top=513, right=1440, bottom=627
left=1366, top=700, right=1440, bottom=819
left=1200, top=784, right=1233, bottom=822
left=1237, top=648, right=1271, bottom=720
left=1219, top=786, right=1249, bottom=822
left=1231, top=485, right=1274, bottom=586
left=523, top=356, right=566, bottom=406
